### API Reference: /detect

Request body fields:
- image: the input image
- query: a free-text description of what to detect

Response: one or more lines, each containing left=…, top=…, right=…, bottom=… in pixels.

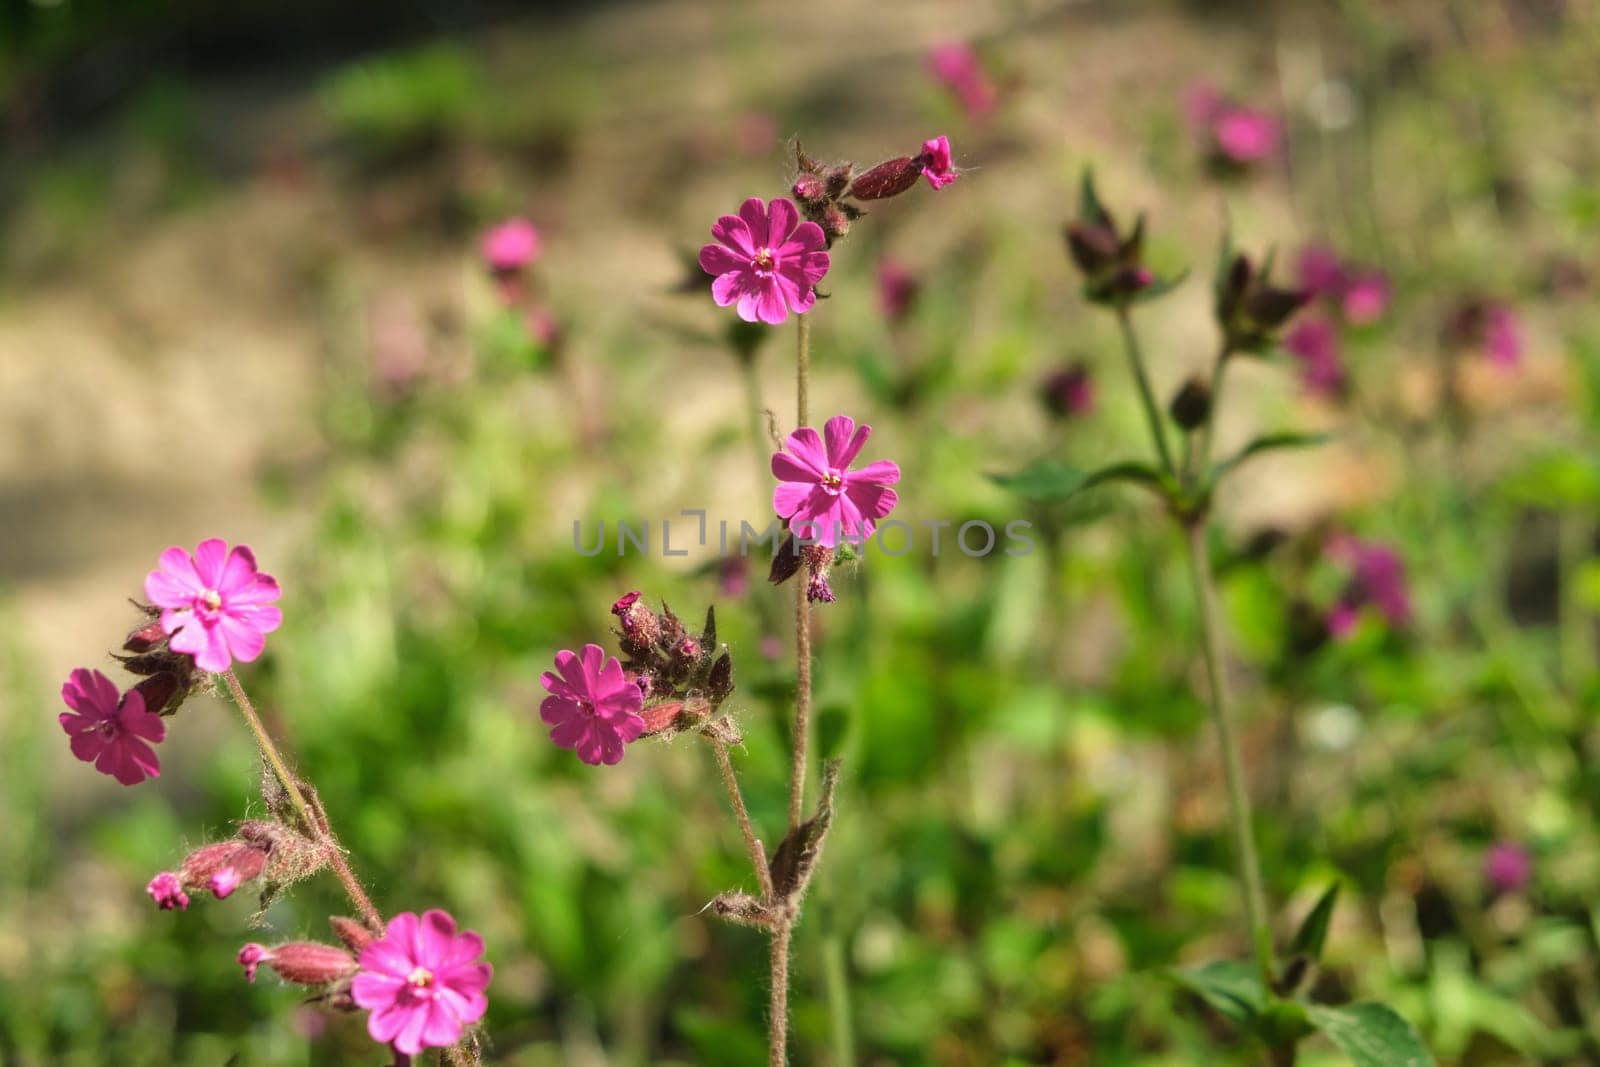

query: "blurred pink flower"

left=700, top=197, right=830, bottom=325
left=927, top=42, right=996, bottom=119
left=772, top=415, right=901, bottom=548
left=1284, top=317, right=1345, bottom=397
left=920, top=136, right=959, bottom=190
left=1484, top=303, right=1523, bottom=367
left=539, top=644, right=646, bottom=765
left=719, top=556, right=750, bottom=599
left=1483, top=841, right=1532, bottom=895
left=481, top=218, right=541, bottom=273
left=1341, top=271, right=1391, bottom=325
left=1296, top=245, right=1348, bottom=298
left=352, top=910, right=492, bottom=1057
left=1039, top=363, right=1094, bottom=418
left=877, top=258, right=920, bottom=324
left=146, top=539, right=282, bottom=674
left=1212, top=106, right=1281, bottom=164
left=59, top=668, right=164, bottom=786
left=1327, top=536, right=1412, bottom=634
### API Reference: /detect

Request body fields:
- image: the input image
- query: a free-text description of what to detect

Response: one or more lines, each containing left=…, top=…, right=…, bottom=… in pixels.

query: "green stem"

left=221, top=670, right=384, bottom=932
left=824, top=933, right=856, bottom=1067
left=1181, top=526, right=1274, bottom=988
left=1115, top=306, right=1177, bottom=476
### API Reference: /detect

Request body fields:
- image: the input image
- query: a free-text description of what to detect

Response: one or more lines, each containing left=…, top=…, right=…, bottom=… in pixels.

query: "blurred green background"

left=2, top=1, right=1599, bottom=1063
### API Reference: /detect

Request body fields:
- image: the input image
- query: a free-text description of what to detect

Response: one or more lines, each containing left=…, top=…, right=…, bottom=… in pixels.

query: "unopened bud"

left=131, top=671, right=183, bottom=715
left=180, top=839, right=271, bottom=900
left=707, top=653, right=734, bottom=705
left=823, top=163, right=854, bottom=199
left=769, top=536, right=803, bottom=586
left=252, top=941, right=359, bottom=986
left=802, top=545, right=837, bottom=604
left=849, top=157, right=922, bottom=200
left=330, top=915, right=375, bottom=953
left=792, top=173, right=827, bottom=204
left=124, top=619, right=168, bottom=654
left=819, top=203, right=852, bottom=243
left=640, top=701, right=685, bottom=735
left=1169, top=377, right=1212, bottom=430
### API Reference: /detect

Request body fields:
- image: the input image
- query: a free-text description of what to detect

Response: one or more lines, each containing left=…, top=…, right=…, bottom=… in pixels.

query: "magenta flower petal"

left=699, top=197, right=830, bottom=326
left=771, top=414, right=901, bottom=549
left=145, top=539, right=282, bottom=674
left=537, top=644, right=645, bottom=765
left=59, top=670, right=164, bottom=785
left=920, top=136, right=959, bottom=190
left=354, top=910, right=492, bottom=1057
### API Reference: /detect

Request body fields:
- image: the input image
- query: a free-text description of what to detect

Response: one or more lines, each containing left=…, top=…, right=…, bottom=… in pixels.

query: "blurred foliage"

left=3, top=0, right=1600, bottom=1064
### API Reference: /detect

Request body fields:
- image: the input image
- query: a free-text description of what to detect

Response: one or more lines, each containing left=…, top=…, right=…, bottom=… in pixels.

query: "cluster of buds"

left=1064, top=172, right=1163, bottom=306
left=768, top=540, right=838, bottom=604
left=146, top=819, right=325, bottom=911
left=115, top=602, right=200, bottom=715
left=1214, top=247, right=1312, bottom=353
left=791, top=136, right=959, bottom=245
left=611, top=593, right=737, bottom=739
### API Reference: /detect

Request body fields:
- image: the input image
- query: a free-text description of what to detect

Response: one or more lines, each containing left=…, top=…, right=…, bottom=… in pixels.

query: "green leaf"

left=1078, top=167, right=1107, bottom=223
left=990, top=459, right=1167, bottom=504
left=1170, top=959, right=1265, bottom=1026
left=1308, top=1002, right=1435, bottom=1067
left=1214, top=431, right=1330, bottom=482
left=1289, top=882, right=1340, bottom=962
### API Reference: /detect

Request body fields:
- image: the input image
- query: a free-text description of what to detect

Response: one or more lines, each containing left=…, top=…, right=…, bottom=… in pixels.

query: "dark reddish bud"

left=330, top=915, right=375, bottom=953
left=1169, top=377, right=1212, bottom=431
left=849, top=157, right=923, bottom=200
left=1066, top=221, right=1121, bottom=275
left=802, top=545, right=837, bottom=604
left=824, top=163, right=854, bottom=200
left=614, top=593, right=661, bottom=655
left=640, top=701, right=684, bottom=735
left=124, top=618, right=168, bottom=654
left=769, top=535, right=804, bottom=586
left=819, top=203, right=852, bottom=244
left=707, top=653, right=734, bottom=705
left=1216, top=252, right=1311, bottom=352
left=792, top=173, right=827, bottom=204
left=180, top=839, right=271, bottom=900
left=131, top=671, right=183, bottom=715
left=1039, top=363, right=1094, bottom=419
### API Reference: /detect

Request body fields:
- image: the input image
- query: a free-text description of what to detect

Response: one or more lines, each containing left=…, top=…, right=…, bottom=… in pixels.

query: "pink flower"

left=539, top=644, right=646, bottom=765
left=480, top=218, right=540, bottom=273
left=877, top=258, right=919, bottom=324
left=1341, top=271, right=1391, bottom=325
left=59, top=668, right=164, bottom=786
left=772, top=415, right=901, bottom=548
left=1284, top=317, right=1345, bottom=398
left=1485, top=303, right=1523, bottom=367
left=144, top=539, right=282, bottom=674
left=1483, top=841, right=1532, bottom=895
left=919, top=136, right=959, bottom=190
left=1296, top=245, right=1348, bottom=298
left=238, top=943, right=271, bottom=983
left=351, top=910, right=492, bottom=1057
left=1327, top=536, right=1411, bottom=633
left=927, top=42, right=996, bottom=119
left=147, top=871, right=189, bottom=911
left=1212, top=106, right=1281, bottom=164
left=699, top=198, right=829, bottom=325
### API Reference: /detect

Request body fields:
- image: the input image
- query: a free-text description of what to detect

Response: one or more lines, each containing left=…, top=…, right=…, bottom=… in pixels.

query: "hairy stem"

left=1115, top=306, right=1177, bottom=476
left=769, top=919, right=792, bottom=1067
left=221, top=670, right=384, bottom=932
left=790, top=312, right=813, bottom=831
left=711, top=738, right=774, bottom=900
left=1181, top=526, right=1274, bottom=987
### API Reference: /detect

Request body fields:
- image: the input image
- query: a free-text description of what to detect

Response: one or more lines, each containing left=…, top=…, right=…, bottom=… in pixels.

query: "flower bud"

left=330, top=915, right=375, bottom=953
left=792, top=173, right=827, bottom=204
left=707, top=652, right=734, bottom=706
left=179, top=839, right=271, bottom=900
left=802, top=545, right=837, bottom=604
left=769, top=535, right=803, bottom=586
left=1169, top=377, right=1212, bottom=431
left=244, top=941, right=359, bottom=986
left=640, top=701, right=685, bottom=735
left=849, top=157, right=923, bottom=200
left=1216, top=253, right=1311, bottom=352
left=124, top=618, right=168, bottom=654
left=1039, top=363, right=1094, bottom=419
left=146, top=871, right=190, bottom=911
left=131, top=671, right=183, bottom=716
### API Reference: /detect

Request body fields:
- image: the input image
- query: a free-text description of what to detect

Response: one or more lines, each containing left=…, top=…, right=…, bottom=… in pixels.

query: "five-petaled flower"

left=351, top=910, right=492, bottom=1057
left=772, top=415, right=901, bottom=548
left=920, top=136, right=959, bottom=190
left=145, top=539, right=283, bottom=674
left=700, top=197, right=830, bottom=325
left=59, top=668, right=165, bottom=786
left=539, top=644, right=646, bottom=765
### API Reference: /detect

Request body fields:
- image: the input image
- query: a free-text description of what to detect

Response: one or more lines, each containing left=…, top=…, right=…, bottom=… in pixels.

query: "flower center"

left=200, top=589, right=223, bottom=612
left=752, top=247, right=776, bottom=273
left=821, top=469, right=844, bottom=493
left=406, top=966, right=435, bottom=990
